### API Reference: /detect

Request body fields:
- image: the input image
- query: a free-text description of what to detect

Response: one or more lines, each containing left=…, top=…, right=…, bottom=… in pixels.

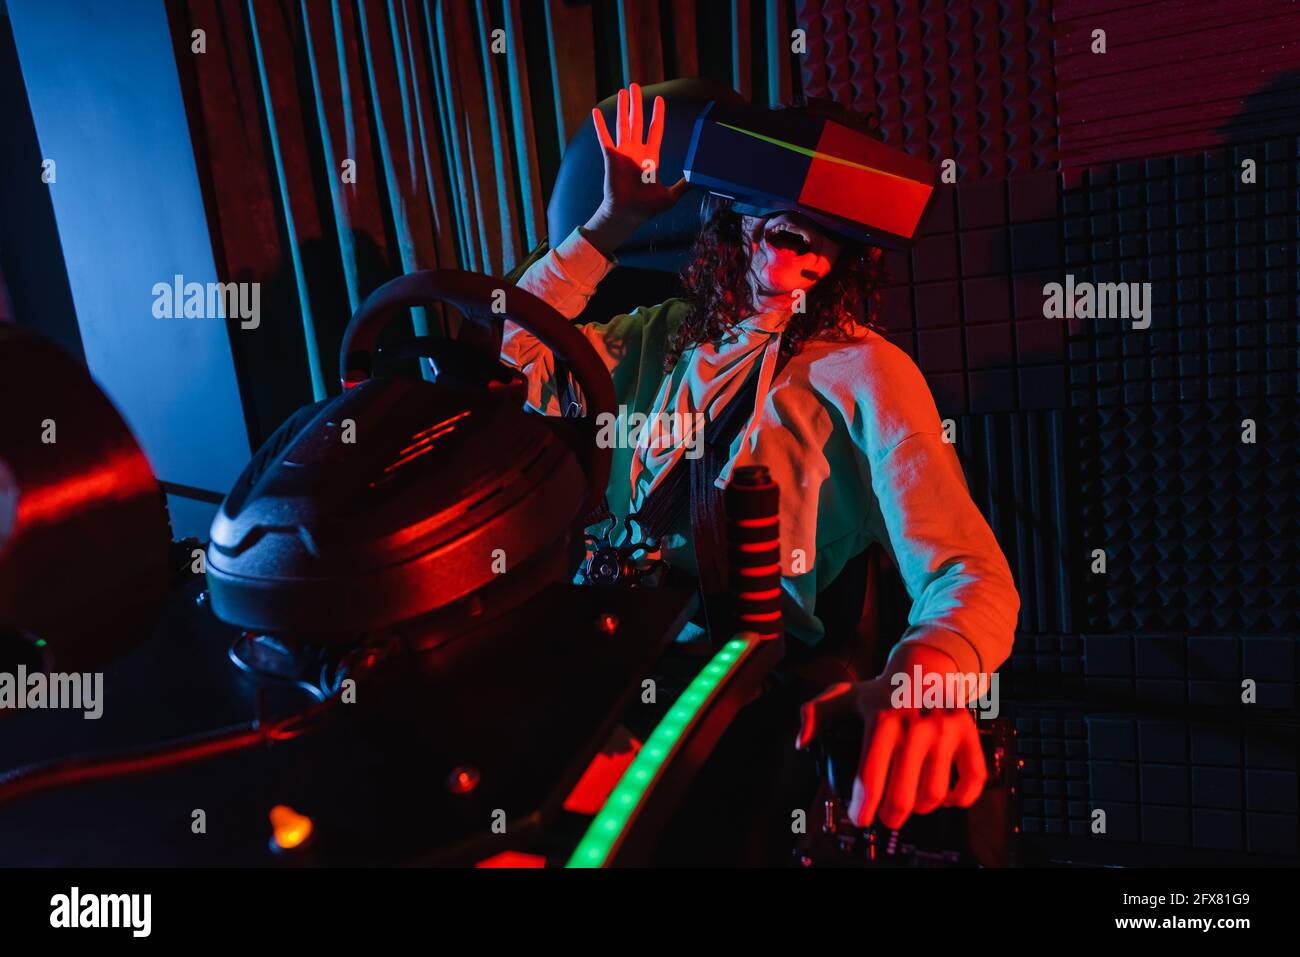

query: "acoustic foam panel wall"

left=1015, top=711, right=1090, bottom=838
left=796, top=0, right=1058, bottom=177
left=1073, top=398, right=1299, bottom=635
left=1007, top=633, right=1084, bottom=699
left=955, top=411, right=1073, bottom=635
left=1053, top=0, right=1300, bottom=177
left=878, top=171, right=1065, bottom=418
left=1063, top=140, right=1299, bottom=411
left=1086, top=716, right=1298, bottom=855
left=1011, top=704, right=1298, bottom=857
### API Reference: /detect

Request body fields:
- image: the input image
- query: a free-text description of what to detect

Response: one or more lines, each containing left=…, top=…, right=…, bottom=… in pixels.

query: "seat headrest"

left=547, top=77, right=746, bottom=273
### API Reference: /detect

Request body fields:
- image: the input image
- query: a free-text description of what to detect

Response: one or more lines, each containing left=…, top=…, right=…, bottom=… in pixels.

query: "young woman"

left=502, top=84, right=1020, bottom=832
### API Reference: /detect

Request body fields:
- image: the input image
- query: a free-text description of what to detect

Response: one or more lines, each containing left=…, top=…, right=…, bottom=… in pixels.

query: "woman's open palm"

left=591, top=83, right=688, bottom=227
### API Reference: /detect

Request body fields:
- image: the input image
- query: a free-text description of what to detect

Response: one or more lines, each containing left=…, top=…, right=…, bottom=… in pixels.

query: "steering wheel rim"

left=339, top=269, right=615, bottom=520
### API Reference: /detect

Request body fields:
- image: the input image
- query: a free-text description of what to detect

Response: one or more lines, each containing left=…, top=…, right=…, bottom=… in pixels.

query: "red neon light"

left=562, top=730, right=642, bottom=816
left=475, top=851, right=547, bottom=868
left=17, top=449, right=156, bottom=526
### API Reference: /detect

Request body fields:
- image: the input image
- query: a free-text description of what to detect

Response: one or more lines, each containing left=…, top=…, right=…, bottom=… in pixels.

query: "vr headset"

left=683, top=100, right=937, bottom=249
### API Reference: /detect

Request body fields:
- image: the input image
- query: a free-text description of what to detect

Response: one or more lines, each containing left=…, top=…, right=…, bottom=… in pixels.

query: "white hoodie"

left=502, top=228, right=1020, bottom=676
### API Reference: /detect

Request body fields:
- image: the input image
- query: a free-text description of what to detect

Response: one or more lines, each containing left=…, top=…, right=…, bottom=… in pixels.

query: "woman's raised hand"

left=582, top=83, right=688, bottom=257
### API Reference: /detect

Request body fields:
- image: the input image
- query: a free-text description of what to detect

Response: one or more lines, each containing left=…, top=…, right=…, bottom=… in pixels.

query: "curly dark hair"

left=665, top=196, right=888, bottom=373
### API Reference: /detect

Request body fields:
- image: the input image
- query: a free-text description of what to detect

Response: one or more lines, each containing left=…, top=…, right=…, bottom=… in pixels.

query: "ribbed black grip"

left=724, top=465, right=782, bottom=639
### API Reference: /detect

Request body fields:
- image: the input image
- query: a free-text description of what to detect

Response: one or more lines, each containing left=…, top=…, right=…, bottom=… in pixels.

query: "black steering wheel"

left=337, top=270, right=615, bottom=520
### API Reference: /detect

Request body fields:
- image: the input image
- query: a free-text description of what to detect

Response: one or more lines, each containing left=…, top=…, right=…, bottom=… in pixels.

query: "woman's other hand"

left=795, top=644, right=991, bottom=830
left=582, top=83, right=689, bottom=257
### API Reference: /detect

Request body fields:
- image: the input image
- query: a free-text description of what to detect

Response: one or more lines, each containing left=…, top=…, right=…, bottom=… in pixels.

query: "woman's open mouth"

left=763, top=220, right=813, bottom=256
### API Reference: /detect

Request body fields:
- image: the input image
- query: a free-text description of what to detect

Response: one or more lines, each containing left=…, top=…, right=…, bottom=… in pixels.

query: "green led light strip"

left=567, top=636, right=758, bottom=868
left=716, top=121, right=918, bottom=184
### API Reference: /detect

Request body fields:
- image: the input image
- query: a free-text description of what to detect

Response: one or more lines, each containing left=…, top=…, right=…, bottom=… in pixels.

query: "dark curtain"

left=165, top=0, right=802, bottom=445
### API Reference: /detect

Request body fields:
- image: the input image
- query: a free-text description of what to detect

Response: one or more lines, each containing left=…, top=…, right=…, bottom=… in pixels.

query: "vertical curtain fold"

left=764, top=0, right=791, bottom=107
left=247, top=0, right=329, bottom=399
left=502, top=0, right=546, bottom=250
left=471, top=0, right=522, bottom=270
left=618, top=0, right=665, bottom=88
left=671, top=0, right=700, bottom=78
left=302, top=0, right=360, bottom=313
left=542, top=0, right=597, bottom=152
left=356, top=0, right=434, bottom=339
left=171, top=0, right=805, bottom=438
left=731, top=0, right=752, bottom=100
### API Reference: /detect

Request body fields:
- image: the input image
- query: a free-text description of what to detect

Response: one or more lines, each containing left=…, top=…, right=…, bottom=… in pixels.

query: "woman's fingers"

left=629, top=82, right=643, bottom=144
left=601, top=86, right=665, bottom=164
left=795, top=681, right=855, bottom=750
left=646, top=94, right=665, bottom=157
left=913, top=715, right=960, bottom=816
left=615, top=87, right=630, bottom=145
left=850, top=710, right=900, bottom=827
left=945, top=719, right=989, bottom=808
left=877, top=717, right=937, bottom=830
left=591, top=108, right=614, bottom=151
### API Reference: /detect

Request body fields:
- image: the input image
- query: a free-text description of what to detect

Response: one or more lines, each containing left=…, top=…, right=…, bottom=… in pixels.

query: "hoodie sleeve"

left=849, top=339, right=1020, bottom=678
left=871, top=431, right=1020, bottom=677
left=499, top=227, right=637, bottom=415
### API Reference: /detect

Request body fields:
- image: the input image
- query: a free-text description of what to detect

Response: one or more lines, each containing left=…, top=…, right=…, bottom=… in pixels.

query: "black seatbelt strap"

left=634, top=338, right=792, bottom=639
left=633, top=352, right=764, bottom=542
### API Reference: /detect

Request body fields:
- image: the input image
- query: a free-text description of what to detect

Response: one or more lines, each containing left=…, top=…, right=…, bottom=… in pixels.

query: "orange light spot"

left=269, top=805, right=313, bottom=850
left=448, top=766, right=481, bottom=794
